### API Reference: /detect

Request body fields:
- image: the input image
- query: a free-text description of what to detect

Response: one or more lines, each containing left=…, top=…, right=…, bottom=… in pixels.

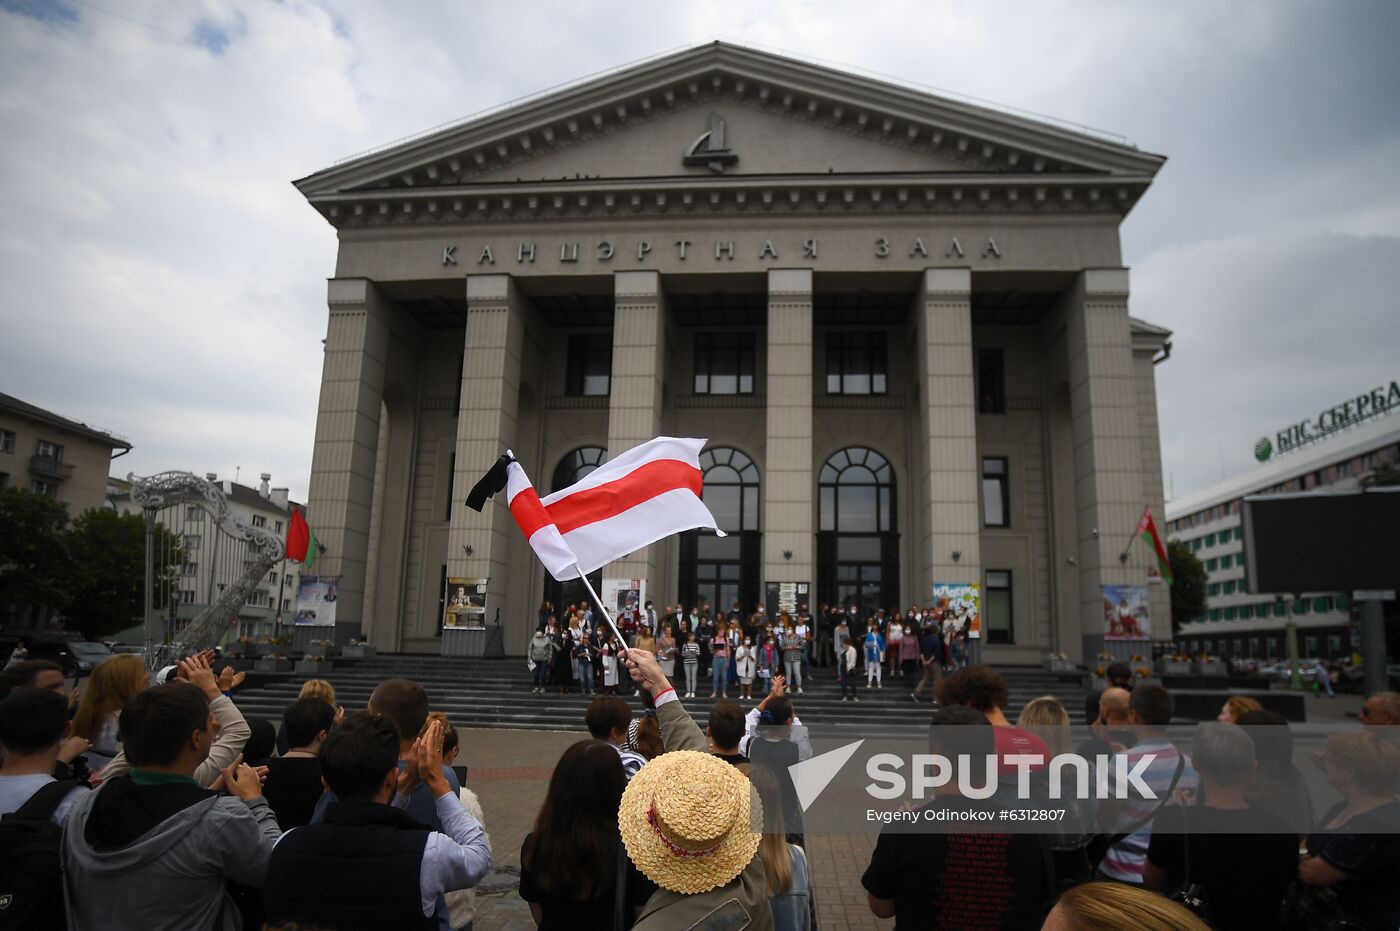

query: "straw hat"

left=618, top=749, right=762, bottom=894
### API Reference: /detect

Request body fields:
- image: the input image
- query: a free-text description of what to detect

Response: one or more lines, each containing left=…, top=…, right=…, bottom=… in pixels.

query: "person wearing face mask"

left=735, top=636, right=757, bottom=700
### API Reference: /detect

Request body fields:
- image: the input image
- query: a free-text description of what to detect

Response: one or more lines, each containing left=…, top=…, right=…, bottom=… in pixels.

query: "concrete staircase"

left=228, top=655, right=1088, bottom=740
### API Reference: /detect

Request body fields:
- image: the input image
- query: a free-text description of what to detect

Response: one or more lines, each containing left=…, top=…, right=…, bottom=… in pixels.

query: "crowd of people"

left=524, top=598, right=977, bottom=700
left=2, top=635, right=1399, bottom=930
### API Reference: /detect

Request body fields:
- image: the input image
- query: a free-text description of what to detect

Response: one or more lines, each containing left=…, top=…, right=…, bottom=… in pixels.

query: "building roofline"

left=1166, top=412, right=1400, bottom=519
left=0, top=391, right=131, bottom=450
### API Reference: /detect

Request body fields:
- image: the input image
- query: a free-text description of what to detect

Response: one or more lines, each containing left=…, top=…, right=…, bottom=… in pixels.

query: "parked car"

left=24, top=639, right=115, bottom=677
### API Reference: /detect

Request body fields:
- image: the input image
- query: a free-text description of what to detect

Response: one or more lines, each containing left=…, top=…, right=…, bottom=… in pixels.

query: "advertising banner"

left=602, top=577, right=645, bottom=630
left=444, top=577, right=488, bottom=629
left=933, top=583, right=981, bottom=639
left=294, top=576, right=338, bottom=627
left=1103, top=584, right=1151, bottom=640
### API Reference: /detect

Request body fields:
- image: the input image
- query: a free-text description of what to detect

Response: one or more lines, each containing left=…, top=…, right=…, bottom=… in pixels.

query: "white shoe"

left=797, top=687, right=804, bottom=694
left=853, top=695, right=860, bottom=702
left=877, top=681, right=883, bottom=689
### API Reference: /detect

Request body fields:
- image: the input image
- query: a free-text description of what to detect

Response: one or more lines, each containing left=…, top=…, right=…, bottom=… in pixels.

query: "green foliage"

left=1360, top=462, right=1400, bottom=488
left=62, top=510, right=185, bottom=641
left=1167, top=539, right=1208, bottom=636
left=0, top=487, right=73, bottom=618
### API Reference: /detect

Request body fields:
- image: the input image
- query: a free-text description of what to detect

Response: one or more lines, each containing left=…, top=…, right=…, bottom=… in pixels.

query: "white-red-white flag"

left=502, top=437, right=724, bottom=581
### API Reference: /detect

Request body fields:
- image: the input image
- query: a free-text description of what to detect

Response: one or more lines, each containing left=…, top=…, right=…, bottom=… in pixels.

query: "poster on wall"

left=443, top=577, right=488, bottom=629
left=1103, top=584, right=1152, bottom=640
left=294, top=576, right=339, bottom=627
left=933, top=583, right=982, bottom=639
left=764, top=582, right=810, bottom=619
left=602, top=578, right=646, bottom=631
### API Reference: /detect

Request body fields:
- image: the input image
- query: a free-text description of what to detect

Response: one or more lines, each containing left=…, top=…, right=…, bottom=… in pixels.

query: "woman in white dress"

left=600, top=633, right=620, bottom=693
left=736, top=637, right=757, bottom=700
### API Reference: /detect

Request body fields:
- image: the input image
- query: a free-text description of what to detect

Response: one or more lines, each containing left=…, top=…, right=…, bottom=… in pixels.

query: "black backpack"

left=0, top=779, right=83, bottom=931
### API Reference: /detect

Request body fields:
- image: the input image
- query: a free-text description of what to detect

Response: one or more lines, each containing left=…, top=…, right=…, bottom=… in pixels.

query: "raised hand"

left=621, top=649, right=670, bottom=696
left=58, top=735, right=92, bottom=764
left=217, top=666, right=246, bottom=692
left=397, top=737, right=423, bottom=796
left=178, top=653, right=220, bottom=699
left=416, top=720, right=450, bottom=797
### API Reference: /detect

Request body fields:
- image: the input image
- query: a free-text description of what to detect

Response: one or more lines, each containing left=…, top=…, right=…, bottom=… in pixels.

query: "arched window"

left=679, top=447, right=760, bottom=618
left=552, top=446, right=607, bottom=492
left=818, top=447, right=898, bottom=615
left=543, top=446, right=607, bottom=626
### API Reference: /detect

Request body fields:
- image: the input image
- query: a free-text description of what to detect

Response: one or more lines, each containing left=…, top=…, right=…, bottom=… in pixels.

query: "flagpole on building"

left=573, top=564, right=627, bottom=651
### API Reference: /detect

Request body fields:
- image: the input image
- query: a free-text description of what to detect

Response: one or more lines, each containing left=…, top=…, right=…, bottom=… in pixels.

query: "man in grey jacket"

left=62, top=681, right=280, bottom=931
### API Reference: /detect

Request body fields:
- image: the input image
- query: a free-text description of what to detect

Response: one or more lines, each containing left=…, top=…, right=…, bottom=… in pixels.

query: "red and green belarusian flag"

left=1136, top=506, right=1173, bottom=585
left=285, top=507, right=318, bottom=570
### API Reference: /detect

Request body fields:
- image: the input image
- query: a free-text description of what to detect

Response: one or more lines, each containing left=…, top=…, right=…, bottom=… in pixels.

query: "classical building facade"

left=295, top=43, right=1172, bottom=661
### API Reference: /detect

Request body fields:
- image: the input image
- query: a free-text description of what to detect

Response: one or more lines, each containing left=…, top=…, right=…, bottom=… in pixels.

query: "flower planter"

left=253, top=658, right=292, bottom=673
left=1158, top=660, right=1192, bottom=676
left=1193, top=661, right=1227, bottom=676
left=295, top=659, right=333, bottom=675
left=341, top=645, right=377, bottom=659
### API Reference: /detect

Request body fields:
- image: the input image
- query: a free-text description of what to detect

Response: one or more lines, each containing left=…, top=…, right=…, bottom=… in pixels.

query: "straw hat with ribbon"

left=618, top=749, right=762, bottom=894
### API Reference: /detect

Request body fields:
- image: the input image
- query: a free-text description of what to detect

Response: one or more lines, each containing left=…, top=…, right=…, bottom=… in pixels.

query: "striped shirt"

left=613, top=742, right=647, bottom=780
left=681, top=642, right=701, bottom=666
left=1100, top=737, right=1198, bottom=883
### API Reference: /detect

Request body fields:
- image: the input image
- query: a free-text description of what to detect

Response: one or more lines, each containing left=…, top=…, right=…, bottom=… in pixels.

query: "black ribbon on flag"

left=464, top=453, right=515, bottom=512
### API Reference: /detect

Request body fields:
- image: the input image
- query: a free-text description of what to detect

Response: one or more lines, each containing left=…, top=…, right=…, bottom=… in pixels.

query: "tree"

left=1360, top=462, right=1400, bottom=488
left=0, top=487, right=73, bottom=625
left=63, top=510, right=185, bottom=641
left=1167, top=539, right=1208, bottom=638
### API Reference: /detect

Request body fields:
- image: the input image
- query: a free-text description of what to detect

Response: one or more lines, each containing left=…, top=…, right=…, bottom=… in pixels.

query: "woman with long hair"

left=750, top=766, right=812, bottom=930
left=71, top=653, right=148, bottom=770
left=519, top=739, right=655, bottom=928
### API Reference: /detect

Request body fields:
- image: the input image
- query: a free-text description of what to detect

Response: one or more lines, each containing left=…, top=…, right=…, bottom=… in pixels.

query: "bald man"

left=1077, top=686, right=1135, bottom=757
left=1360, top=691, right=1400, bottom=727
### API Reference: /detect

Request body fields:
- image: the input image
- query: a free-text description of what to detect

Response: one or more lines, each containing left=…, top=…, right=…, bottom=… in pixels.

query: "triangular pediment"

left=296, top=42, right=1163, bottom=223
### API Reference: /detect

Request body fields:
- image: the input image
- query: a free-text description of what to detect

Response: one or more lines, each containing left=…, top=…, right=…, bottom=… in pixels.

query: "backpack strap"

left=11, top=779, right=82, bottom=821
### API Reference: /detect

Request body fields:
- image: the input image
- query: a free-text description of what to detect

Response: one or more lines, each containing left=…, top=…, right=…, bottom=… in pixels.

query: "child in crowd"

left=681, top=632, right=702, bottom=698
left=864, top=621, right=886, bottom=689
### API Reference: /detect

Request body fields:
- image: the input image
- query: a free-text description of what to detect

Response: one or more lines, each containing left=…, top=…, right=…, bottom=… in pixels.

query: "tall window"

left=982, top=457, right=1009, bottom=527
left=0, top=429, right=14, bottom=453
left=680, top=448, right=760, bottom=615
left=552, top=447, right=607, bottom=491
left=985, top=570, right=1013, bottom=643
left=977, top=348, right=1006, bottom=414
left=566, top=334, right=611, bottom=396
left=694, top=333, right=756, bottom=394
left=818, top=447, right=898, bottom=614
left=35, top=439, right=62, bottom=461
left=30, top=480, right=57, bottom=497
left=825, top=332, right=887, bottom=395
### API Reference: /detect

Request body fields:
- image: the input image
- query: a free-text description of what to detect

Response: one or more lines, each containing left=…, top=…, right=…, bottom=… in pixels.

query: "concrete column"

left=449, top=274, right=528, bottom=648
left=1066, top=269, right=1146, bottom=660
left=914, top=268, right=982, bottom=606
left=763, top=268, right=814, bottom=583
left=606, top=270, right=667, bottom=584
left=306, top=278, right=391, bottom=644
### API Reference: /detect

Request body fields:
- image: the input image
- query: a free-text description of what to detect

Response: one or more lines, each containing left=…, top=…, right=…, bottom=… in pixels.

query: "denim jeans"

left=839, top=668, right=856, bottom=698
left=784, top=658, right=802, bottom=688
left=532, top=663, right=549, bottom=688
left=577, top=661, right=594, bottom=692
left=711, top=657, right=728, bottom=693
left=684, top=663, right=698, bottom=694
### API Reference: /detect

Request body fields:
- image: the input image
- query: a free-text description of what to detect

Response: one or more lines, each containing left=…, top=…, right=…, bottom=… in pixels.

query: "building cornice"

left=295, top=42, right=1163, bottom=230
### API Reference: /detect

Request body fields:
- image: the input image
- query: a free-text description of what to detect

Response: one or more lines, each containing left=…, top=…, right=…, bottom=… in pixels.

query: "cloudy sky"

left=2, top=0, right=1397, bottom=503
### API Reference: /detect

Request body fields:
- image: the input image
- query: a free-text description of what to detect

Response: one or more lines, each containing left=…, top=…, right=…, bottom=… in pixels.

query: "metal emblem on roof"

left=684, top=112, right=739, bottom=172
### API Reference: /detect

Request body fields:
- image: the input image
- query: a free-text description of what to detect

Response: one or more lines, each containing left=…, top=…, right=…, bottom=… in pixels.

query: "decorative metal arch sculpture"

left=130, top=471, right=286, bottom=669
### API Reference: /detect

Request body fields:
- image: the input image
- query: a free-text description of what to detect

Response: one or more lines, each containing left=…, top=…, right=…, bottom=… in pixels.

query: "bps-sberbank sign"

left=1255, top=379, right=1400, bottom=462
